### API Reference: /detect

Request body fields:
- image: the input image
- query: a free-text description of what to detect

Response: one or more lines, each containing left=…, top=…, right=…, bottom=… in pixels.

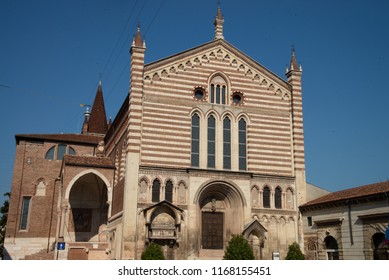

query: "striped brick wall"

left=287, top=70, right=305, bottom=172
left=139, top=41, right=297, bottom=176
left=127, top=46, right=145, bottom=154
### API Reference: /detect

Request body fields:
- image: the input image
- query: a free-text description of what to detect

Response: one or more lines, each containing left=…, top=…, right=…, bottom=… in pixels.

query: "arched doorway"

left=324, top=236, right=339, bottom=260
left=196, top=181, right=245, bottom=251
left=67, top=172, right=109, bottom=242
left=372, top=232, right=389, bottom=260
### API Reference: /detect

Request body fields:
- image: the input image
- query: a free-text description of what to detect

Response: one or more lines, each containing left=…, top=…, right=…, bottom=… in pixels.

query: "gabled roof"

left=144, top=39, right=290, bottom=89
left=15, top=133, right=103, bottom=145
left=300, top=181, right=389, bottom=208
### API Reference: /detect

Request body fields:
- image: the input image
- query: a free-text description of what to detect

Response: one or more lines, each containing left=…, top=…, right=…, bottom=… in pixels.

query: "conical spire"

left=286, top=47, right=302, bottom=73
left=87, top=81, right=108, bottom=135
left=132, top=23, right=145, bottom=48
left=214, top=4, right=224, bottom=40
left=290, top=48, right=298, bottom=70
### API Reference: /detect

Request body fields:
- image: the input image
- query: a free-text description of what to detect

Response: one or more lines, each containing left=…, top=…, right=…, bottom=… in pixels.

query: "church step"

left=198, top=249, right=225, bottom=260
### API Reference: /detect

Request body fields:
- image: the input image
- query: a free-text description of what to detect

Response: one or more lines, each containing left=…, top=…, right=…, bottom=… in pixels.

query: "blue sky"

left=1, top=0, right=388, bottom=206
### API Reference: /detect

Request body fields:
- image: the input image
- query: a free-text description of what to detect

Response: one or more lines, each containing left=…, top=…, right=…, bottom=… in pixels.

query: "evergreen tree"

left=285, top=242, right=305, bottom=260
left=0, top=192, right=10, bottom=259
left=141, top=242, right=165, bottom=260
left=223, top=234, right=255, bottom=260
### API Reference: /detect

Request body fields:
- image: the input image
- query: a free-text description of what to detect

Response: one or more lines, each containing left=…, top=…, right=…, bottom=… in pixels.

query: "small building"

left=300, top=181, right=389, bottom=260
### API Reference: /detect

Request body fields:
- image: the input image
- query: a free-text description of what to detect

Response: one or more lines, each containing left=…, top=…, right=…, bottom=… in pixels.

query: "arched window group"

left=210, top=75, right=227, bottom=105
left=251, top=185, right=294, bottom=210
left=141, top=178, right=187, bottom=205
left=45, top=144, right=75, bottom=160
left=191, top=113, right=247, bottom=171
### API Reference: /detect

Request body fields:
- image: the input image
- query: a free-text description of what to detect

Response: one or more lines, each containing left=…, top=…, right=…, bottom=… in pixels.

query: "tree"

left=0, top=192, right=10, bottom=259
left=223, top=234, right=255, bottom=260
left=141, top=242, right=165, bottom=260
left=285, top=242, right=305, bottom=260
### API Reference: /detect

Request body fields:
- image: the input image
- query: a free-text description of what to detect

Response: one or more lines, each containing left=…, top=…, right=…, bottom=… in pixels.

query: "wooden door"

left=202, top=212, right=223, bottom=249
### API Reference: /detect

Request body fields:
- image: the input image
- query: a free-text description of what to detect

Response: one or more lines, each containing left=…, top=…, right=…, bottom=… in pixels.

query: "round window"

left=232, top=92, right=243, bottom=105
left=194, top=88, right=205, bottom=101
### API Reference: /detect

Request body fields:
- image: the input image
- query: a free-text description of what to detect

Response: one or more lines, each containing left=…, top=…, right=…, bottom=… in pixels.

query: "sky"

left=1, top=0, right=389, bottom=206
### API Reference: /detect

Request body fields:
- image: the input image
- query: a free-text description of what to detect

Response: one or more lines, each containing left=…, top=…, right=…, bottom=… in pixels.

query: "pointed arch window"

left=152, top=179, right=161, bottom=203
left=263, top=187, right=270, bottom=208
left=165, top=180, right=173, bottom=203
left=191, top=114, right=200, bottom=167
left=207, top=115, right=216, bottom=168
left=275, top=187, right=282, bottom=209
left=223, top=117, right=231, bottom=169
left=238, top=118, right=247, bottom=170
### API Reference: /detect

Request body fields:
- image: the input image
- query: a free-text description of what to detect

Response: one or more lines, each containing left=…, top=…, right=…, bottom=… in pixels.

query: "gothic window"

left=20, top=196, right=31, bottom=230
left=251, top=186, right=259, bottom=207
left=286, top=188, right=294, bottom=209
left=238, top=118, right=247, bottom=170
left=178, top=182, right=186, bottom=204
left=263, top=186, right=270, bottom=208
left=35, top=180, right=46, bottom=196
left=275, top=187, right=282, bottom=209
left=45, top=144, right=75, bottom=160
left=152, top=179, right=161, bottom=203
left=139, top=179, right=148, bottom=203
left=207, top=115, right=216, bottom=168
left=165, top=180, right=173, bottom=203
left=210, top=76, right=227, bottom=105
left=191, top=114, right=200, bottom=167
left=223, top=117, right=231, bottom=169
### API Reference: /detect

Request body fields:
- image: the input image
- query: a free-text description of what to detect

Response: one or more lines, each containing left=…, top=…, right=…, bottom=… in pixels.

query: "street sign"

left=57, top=242, right=65, bottom=250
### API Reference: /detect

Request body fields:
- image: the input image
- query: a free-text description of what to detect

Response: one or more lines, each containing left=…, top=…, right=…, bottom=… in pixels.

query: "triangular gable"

left=144, top=39, right=290, bottom=91
left=140, top=200, right=185, bottom=227
left=140, top=200, right=185, bottom=214
left=242, top=219, right=267, bottom=239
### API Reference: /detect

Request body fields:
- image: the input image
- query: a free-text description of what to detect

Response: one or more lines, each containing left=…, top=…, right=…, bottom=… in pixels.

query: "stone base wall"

left=4, top=237, right=54, bottom=260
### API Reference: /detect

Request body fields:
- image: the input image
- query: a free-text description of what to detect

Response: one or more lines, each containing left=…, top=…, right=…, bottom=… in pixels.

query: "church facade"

left=4, top=7, right=308, bottom=260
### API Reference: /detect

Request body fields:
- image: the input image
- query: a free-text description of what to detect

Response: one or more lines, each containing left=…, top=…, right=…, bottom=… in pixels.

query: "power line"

left=144, top=0, right=166, bottom=36
left=100, top=0, right=141, bottom=76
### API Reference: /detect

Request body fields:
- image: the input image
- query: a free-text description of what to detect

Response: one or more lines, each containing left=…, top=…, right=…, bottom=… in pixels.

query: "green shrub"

left=223, top=234, right=254, bottom=260
left=141, top=242, right=165, bottom=260
left=285, top=242, right=305, bottom=260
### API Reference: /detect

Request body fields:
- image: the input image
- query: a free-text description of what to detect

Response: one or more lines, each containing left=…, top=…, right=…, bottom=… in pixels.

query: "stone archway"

left=195, top=180, right=246, bottom=251
left=372, top=232, right=389, bottom=260
left=242, top=219, right=267, bottom=260
left=324, top=235, right=339, bottom=260
left=67, top=172, right=109, bottom=242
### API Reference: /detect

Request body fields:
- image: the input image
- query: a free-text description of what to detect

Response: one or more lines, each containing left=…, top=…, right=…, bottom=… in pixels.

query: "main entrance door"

left=202, top=212, right=223, bottom=249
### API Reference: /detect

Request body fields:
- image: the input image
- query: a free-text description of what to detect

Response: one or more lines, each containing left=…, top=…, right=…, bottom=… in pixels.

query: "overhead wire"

left=105, top=0, right=166, bottom=101
left=61, top=1, right=142, bottom=133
